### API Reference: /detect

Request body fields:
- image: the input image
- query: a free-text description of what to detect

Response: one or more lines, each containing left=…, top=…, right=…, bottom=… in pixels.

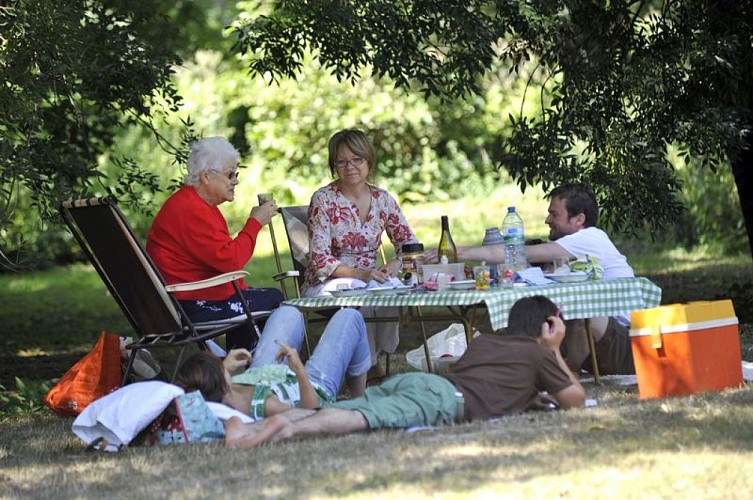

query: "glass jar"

left=401, top=243, right=425, bottom=285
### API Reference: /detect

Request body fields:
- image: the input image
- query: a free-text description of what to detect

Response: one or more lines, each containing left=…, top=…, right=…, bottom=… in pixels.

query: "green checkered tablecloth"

left=284, top=277, right=662, bottom=331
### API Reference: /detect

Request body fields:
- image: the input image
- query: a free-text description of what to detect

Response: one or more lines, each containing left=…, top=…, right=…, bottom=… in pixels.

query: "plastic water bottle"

left=502, top=206, right=527, bottom=285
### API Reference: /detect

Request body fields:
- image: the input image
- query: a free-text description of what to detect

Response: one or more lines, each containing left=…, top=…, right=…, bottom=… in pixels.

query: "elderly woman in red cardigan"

left=147, top=136, right=282, bottom=351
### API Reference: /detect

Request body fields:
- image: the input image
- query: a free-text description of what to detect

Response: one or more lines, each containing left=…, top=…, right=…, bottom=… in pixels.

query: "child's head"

left=506, top=296, right=558, bottom=338
left=173, top=351, right=229, bottom=402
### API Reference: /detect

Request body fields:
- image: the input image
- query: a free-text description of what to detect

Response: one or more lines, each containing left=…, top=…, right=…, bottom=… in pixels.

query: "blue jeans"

left=304, top=308, right=371, bottom=398
left=250, top=307, right=371, bottom=399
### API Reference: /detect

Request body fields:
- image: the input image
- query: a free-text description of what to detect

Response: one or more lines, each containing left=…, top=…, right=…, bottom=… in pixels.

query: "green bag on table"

left=570, top=254, right=603, bottom=280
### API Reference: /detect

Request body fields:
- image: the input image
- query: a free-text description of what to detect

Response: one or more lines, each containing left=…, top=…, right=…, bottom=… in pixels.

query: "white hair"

left=184, top=137, right=240, bottom=187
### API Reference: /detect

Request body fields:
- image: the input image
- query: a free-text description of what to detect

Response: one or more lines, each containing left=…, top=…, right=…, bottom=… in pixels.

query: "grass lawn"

left=2, top=191, right=753, bottom=498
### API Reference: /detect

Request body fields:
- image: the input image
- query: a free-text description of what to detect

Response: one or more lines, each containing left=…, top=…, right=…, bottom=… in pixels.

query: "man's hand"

left=223, top=348, right=252, bottom=375
left=540, top=315, right=566, bottom=351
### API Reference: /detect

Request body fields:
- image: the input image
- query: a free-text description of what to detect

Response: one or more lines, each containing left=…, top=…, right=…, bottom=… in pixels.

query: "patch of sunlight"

left=431, top=442, right=505, bottom=459
left=17, top=348, right=48, bottom=357
left=239, top=188, right=553, bottom=259
left=347, top=449, right=753, bottom=498
left=1, top=263, right=100, bottom=293
left=3, top=276, right=49, bottom=293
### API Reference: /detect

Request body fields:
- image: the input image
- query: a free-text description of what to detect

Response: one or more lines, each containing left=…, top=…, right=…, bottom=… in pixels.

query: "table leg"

left=413, top=306, right=433, bottom=373
left=585, top=318, right=601, bottom=385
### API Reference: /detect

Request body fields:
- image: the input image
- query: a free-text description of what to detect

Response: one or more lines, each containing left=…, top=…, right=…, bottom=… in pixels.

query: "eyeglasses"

left=211, top=169, right=239, bottom=181
left=334, top=157, right=366, bottom=169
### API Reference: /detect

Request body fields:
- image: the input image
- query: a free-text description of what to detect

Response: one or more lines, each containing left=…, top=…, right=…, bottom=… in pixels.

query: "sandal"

left=85, top=436, right=123, bottom=453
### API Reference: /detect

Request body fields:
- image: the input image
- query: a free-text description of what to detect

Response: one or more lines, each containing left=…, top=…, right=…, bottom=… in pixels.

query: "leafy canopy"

left=232, top=0, right=753, bottom=234
left=0, top=0, right=192, bottom=269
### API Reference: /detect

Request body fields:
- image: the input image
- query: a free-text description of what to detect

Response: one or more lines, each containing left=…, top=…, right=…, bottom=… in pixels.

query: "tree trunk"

left=731, top=126, right=753, bottom=259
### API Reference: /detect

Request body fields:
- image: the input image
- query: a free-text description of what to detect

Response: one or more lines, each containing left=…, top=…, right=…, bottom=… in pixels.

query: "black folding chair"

left=59, top=197, right=271, bottom=385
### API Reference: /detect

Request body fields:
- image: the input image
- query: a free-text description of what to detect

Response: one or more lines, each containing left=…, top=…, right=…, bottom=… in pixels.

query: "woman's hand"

left=358, top=267, right=391, bottom=284
left=249, top=200, right=278, bottom=226
left=223, top=348, right=252, bottom=375
left=275, top=340, right=304, bottom=374
left=377, top=257, right=402, bottom=278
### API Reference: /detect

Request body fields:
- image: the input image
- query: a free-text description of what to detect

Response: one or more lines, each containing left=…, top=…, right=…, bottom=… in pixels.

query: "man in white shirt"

left=445, top=183, right=636, bottom=375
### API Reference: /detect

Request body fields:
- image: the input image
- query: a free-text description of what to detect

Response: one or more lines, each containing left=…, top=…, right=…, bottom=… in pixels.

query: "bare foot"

left=225, top=415, right=292, bottom=449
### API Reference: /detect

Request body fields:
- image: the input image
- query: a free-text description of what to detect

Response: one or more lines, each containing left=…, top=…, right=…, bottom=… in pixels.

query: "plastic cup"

left=257, top=193, right=273, bottom=205
left=473, top=265, right=491, bottom=290
left=552, top=257, right=571, bottom=274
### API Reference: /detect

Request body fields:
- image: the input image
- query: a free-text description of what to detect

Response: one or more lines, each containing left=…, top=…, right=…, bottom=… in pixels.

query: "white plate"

left=330, top=288, right=370, bottom=297
left=446, top=279, right=476, bottom=290
left=543, top=271, right=590, bottom=283
left=365, top=285, right=414, bottom=296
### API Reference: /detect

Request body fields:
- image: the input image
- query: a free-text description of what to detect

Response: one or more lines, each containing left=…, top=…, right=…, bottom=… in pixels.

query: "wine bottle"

left=437, top=215, right=458, bottom=263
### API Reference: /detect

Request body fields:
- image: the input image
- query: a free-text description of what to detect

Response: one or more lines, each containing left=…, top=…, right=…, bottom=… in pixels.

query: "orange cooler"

left=629, top=300, right=743, bottom=399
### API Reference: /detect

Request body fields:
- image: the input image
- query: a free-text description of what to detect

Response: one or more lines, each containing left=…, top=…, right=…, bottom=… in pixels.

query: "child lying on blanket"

left=222, top=296, right=586, bottom=449
left=173, top=308, right=371, bottom=419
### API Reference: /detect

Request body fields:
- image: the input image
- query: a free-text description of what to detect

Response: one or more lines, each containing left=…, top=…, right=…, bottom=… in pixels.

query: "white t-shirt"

left=554, top=227, right=634, bottom=325
left=554, top=227, right=633, bottom=279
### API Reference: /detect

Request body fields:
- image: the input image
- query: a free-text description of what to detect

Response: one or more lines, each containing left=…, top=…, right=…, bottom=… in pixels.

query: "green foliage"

left=159, top=49, right=514, bottom=228
left=3, top=0, right=750, bottom=269
left=0, top=378, right=50, bottom=418
left=0, top=0, right=192, bottom=270
left=232, top=0, right=753, bottom=240
left=674, top=154, right=748, bottom=254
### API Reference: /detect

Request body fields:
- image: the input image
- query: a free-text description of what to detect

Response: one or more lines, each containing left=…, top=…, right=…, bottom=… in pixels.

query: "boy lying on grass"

left=222, top=295, right=585, bottom=449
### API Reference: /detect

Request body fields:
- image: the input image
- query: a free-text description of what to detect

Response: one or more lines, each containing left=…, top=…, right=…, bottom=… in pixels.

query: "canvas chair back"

left=271, top=205, right=388, bottom=298
left=60, top=198, right=184, bottom=339
left=60, top=197, right=263, bottom=383
left=281, top=206, right=312, bottom=286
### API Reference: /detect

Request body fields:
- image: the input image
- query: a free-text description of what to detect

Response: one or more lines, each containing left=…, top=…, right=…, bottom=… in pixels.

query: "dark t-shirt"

left=444, top=335, right=573, bottom=421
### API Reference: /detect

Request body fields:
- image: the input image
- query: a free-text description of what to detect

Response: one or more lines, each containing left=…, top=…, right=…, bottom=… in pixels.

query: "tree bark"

left=731, top=124, right=753, bottom=259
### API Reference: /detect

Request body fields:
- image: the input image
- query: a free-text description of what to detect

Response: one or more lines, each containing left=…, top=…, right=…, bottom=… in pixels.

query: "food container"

left=422, top=263, right=465, bottom=282
left=401, top=243, right=425, bottom=285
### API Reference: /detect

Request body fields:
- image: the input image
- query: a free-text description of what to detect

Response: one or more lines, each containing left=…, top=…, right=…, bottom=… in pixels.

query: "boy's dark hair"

left=548, top=183, right=599, bottom=227
left=506, top=296, right=558, bottom=338
left=173, top=351, right=229, bottom=402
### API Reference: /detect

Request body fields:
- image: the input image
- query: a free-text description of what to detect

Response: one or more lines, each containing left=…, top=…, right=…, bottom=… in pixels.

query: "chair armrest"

left=165, top=271, right=249, bottom=292
left=273, top=270, right=300, bottom=282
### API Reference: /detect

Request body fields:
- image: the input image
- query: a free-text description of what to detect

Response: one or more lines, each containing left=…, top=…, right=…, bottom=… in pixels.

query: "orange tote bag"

left=44, top=331, right=123, bottom=417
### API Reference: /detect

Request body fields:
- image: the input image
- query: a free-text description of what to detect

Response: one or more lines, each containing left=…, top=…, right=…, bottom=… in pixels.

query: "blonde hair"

left=327, top=128, right=375, bottom=178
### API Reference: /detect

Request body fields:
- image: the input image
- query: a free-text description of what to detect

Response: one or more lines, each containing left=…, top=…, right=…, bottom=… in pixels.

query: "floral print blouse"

left=302, top=182, right=417, bottom=293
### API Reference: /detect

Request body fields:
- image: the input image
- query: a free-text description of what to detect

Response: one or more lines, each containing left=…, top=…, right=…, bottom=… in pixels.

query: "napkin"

left=516, top=267, right=556, bottom=286
left=366, top=277, right=404, bottom=289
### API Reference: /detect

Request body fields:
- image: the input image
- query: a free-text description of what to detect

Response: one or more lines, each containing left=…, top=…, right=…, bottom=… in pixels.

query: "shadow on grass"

left=2, top=386, right=753, bottom=497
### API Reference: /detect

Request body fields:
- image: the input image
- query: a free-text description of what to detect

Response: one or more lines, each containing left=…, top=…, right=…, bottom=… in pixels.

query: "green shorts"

left=331, top=372, right=459, bottom=429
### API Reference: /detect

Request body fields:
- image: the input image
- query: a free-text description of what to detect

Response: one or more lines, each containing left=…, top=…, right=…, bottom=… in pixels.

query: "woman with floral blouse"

left=302, top=128, right=418, bottom=381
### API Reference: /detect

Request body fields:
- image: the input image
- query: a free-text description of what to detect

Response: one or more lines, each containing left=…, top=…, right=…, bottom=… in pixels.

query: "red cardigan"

left=146, top=186, right=262, bottom=301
